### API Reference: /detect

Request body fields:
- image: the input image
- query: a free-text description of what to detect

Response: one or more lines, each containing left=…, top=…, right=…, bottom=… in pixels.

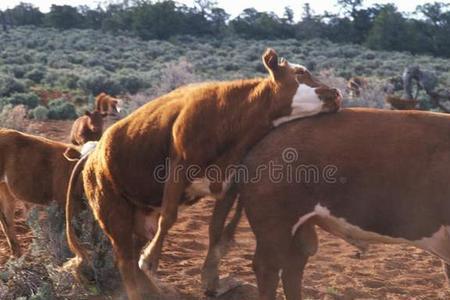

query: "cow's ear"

left=63, top=147, right=81, bottom=162
left=262, top=48, right=279, bottom=79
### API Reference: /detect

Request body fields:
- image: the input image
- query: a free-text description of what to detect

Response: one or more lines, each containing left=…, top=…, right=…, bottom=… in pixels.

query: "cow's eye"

left=296, top=68, right=305, bottom=75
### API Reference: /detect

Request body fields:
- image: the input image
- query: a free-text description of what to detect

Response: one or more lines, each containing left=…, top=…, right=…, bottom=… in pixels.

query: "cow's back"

left=0, top=129, right=77, bottom=205
left=242, top=108, right=450, bottom=242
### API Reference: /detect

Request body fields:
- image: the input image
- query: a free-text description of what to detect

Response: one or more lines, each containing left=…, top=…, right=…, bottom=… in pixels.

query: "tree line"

left=1, top=0, right=450, bottom=58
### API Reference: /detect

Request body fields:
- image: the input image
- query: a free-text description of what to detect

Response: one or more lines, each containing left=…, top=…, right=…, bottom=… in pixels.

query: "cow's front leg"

left=138, top=157, right=186, bottom=276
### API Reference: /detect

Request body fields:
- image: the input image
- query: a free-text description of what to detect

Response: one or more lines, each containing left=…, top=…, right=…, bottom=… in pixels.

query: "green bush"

left=47, top=99, right=77, bottom=119
left=31, top=105, right=49, bottom=120
left=0, top=75, right=26, bottom=97
left=4, top=92, right=39, bottom=108
left=78, top=72, right=123, bottom=95
left=25, top=68, right=46, bottom=83
left=117, top=74, right=145, bottom=94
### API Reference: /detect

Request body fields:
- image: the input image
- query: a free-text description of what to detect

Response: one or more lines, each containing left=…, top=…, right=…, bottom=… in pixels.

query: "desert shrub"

left=25, top=68, right=46, bottom=84
left=57, top=72, right=80, bottom=90
left=344, top=79, right=388, bottom=109
left=8, top=65, right=27, bottom=78
left=31, top=105, right=49, bottom=120
left=27, top=202, right=120, bottom=297
left=43, top=71, right=59, bottom=86
left=78, top=71, right=123, bottom=95
left=4, top=92, right=39, bottom=108
left=152, top=58, right=199, bottom=96
left=0, top=105, right=28, bottom=131
left=0, top=257, right=56, bottom=300
left=117, top=74, right=145, bottom=94
left=0, top=75, right=26, bottom=97
left=47, top=99, right=77, bottom=120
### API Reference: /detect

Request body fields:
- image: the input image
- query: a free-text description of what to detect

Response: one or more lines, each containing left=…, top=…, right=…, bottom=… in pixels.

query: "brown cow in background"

left=0, top=129, right=82, bottom=257
left=70, top=110, right=105, bottom=145
left=95, top=93, right=123, bottom=116
left=347, top=76, right=368, bottom=98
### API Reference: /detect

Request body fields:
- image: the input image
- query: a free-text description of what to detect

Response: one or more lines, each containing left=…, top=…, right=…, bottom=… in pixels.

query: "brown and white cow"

left=0, top=129, right=82, bottom=257
left=347, top=76, right=368, bottom=98
left=224, top=108, right=450, bottom=300
left=385, top=95, right=419, bottom=110
left=64, top=48, right=342, bottom=300
left=95, top=93, right=122, bottom=116
left=70, top=110, right=105, bottom=145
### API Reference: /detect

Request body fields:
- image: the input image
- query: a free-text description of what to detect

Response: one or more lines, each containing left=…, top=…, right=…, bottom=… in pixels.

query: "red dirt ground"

left=0, top=119, right=449, bottom=299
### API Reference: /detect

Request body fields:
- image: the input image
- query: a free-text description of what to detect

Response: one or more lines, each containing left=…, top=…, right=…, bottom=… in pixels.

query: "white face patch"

left=273, top=84, right=324, bottom=127
left=291, top=204, right=450, bottom=263
left=116, top=99, right=123, bottom=113
left=288, top=62, right=307, bottom=70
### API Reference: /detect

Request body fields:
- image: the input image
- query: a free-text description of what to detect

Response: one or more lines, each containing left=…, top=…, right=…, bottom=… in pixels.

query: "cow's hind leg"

left=253, top=241, right=281, bottom=300
left=0, top=185, right=21, bottom=257
left=282, top=222, right=318, bottom=300
left=91, top=191, right=159, bottom=300
left=202, top=187, right=242, bottom=296
left=139, top=157, right=186, bottom=276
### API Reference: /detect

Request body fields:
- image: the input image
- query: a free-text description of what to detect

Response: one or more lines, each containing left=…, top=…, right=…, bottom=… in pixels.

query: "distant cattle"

left=385, top=95, right=419, bottom=110
left=221, top=108, right=450, bottom=300
left=95, top=93, right=123, bottom=116
left=403, top=66, right=438, bottom=99
left=70, top=110, right=104, bottom=145
left=64, top=48, right=342, bottom=300
left=383, top=76, right=404, bottom=95
left=347, top=76, right=368, bottom=98
left=0, top=129, right=82, bottom=257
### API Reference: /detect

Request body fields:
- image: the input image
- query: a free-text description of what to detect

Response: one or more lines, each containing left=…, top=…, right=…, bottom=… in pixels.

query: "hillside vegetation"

left=1, top=26, right=450, bottom=121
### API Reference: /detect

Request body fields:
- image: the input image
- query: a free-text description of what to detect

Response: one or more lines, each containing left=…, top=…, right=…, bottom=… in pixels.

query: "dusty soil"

left=1, top=119, right=449, bottom=299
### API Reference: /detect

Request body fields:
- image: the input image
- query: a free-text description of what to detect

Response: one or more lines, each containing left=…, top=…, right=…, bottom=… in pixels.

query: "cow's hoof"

left=205, top=276, right=243, bottom=298
left=10, top=248, right=22, bottom=258
left=159, top=282, right=181, bottom=300
left=61, top=257, right=95, bottom=284
left=214, top=283, right=259, bottom=300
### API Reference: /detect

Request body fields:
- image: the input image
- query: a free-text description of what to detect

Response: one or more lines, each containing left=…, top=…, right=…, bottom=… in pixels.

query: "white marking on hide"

left=291, top=210, right=317, bottom=236
left=273, top=84, right=323, bottom=127
left=291, top=204, right=450, bottom=263
left=81, top=141, right=98, bottom=157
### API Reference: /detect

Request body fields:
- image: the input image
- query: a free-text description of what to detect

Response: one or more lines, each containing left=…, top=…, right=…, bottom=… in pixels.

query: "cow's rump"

left=242, top=108, right=450, bottom=262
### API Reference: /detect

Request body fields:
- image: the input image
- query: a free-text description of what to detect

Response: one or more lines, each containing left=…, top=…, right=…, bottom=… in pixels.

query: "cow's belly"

left=293, top=204, right=450, bottom=264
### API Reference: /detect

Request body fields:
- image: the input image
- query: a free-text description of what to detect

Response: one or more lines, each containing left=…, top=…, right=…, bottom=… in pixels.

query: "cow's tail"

left=64, top=153, right=90, bottom=277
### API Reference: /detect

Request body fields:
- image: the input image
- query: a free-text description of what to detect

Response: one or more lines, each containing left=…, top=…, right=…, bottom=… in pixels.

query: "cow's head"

left=109, top=97, right=123, bottom=115
left=263, top=48, right=342, bottom=120
left=85, top=110, right=104, bottom=133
